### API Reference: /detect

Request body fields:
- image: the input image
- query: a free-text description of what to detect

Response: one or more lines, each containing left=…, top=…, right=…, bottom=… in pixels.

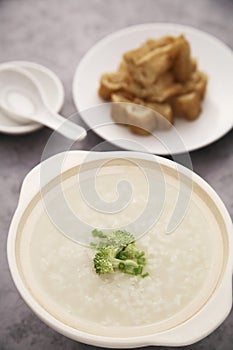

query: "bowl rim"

left=7, top=150, right=233, bottom=347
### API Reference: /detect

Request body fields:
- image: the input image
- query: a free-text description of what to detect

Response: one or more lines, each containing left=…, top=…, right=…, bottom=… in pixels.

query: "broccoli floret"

left=105, top=230, right=135, bottom=248
left=123, top=243, right=141, bottom=258
left=123, top=243, right=146, bottom=265
left=91, top=229, right=135, bottom=249
left=94, top=247, right=116, bottom=274
left=120, top=260, right=144, bottom=276
left=91, top=229, right=149, bottom=278
left=92, top=229, right=107, bottom=239
left=94, top=246, right=144, bottom=276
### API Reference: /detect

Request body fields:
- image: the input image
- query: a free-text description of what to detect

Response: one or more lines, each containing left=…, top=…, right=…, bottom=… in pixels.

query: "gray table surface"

left=0, top=0, right=233, bottom=349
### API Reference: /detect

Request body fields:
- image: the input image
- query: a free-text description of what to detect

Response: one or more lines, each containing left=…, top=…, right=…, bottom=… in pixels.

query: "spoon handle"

left=42, top=110, right=87, bottom=141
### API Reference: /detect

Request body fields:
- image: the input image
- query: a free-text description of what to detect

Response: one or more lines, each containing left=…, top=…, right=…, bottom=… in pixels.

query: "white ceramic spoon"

left=0, top=66, right=86, bottom=141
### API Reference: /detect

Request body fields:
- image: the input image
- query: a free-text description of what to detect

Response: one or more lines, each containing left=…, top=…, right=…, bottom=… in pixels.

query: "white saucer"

left=0, top=61, right=64, bottom=135
left=73, top=23, right=233, bottom=154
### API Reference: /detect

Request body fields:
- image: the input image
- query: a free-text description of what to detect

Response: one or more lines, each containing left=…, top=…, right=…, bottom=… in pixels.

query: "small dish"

left=73, top=23, right=233, bottom=154
left=7, top=150, right=233, bottom=347
left=0, top=61, right=64, bottom=135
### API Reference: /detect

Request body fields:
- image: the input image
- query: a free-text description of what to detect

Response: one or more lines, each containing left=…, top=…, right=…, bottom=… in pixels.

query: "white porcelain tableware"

left=0, top=61, right=64, bottom=135
left=7, top=150, right=233, bottom=348
left=73, top=23, right=233, bottom=154
left=0, top=66, right=86, bottom=141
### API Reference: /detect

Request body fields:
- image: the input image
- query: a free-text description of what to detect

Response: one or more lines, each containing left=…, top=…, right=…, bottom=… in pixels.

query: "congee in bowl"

left=8, top=151, right=232, bottom=347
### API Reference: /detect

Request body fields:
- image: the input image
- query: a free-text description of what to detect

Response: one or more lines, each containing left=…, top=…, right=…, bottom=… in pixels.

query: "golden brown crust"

left=172, top=35, right=193, bottom=82
left=110, top=93, right=133, bottom=125
left=128, top=125, right=151, bottom=136
left=123, top=37, right=182, bottom=87
left=98, top=71, right=128, bottom=100
left=172, top=91, right=201, bottom=120
left=98, top=34, right=208, bottom=133
left=181, top=71, right=208, bottom=99
left=194, top=72, right=208, bottom=99
left=123, top=36, right=176, bottom=65
left=145, top=101, right=173, bottom=128
left=126, top=104, right=157, bottom=133
left=144, top=72, right=183, bottom=102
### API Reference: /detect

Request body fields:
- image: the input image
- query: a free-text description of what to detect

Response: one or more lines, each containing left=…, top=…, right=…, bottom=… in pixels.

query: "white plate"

left=0, top=61, right=64, bottom=135
left=73, top=23, right=233, bottom=154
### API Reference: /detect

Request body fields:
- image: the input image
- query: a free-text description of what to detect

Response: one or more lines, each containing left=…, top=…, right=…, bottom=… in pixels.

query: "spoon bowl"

left=0, top=66, right=86, bottom=141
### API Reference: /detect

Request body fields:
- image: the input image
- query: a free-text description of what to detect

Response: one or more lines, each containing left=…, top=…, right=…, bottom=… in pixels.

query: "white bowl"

left=7, top=151, right=233, bottom=347
left=0, top=61, right=64, bottom=134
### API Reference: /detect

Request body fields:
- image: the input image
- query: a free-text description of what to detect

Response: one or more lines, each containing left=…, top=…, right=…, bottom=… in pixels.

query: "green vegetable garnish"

left=91, top=229, right=149, bottom=278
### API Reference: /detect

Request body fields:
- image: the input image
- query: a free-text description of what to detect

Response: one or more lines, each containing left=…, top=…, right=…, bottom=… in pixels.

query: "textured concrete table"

left=0, top=0, right=233, bottom=349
